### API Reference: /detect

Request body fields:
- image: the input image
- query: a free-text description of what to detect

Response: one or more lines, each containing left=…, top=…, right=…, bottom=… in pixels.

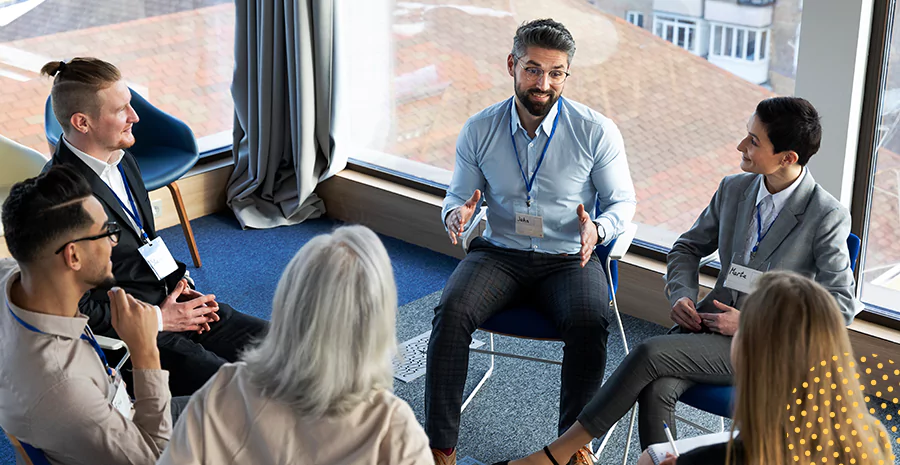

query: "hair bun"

left=55, top=61, right=67, bottom=75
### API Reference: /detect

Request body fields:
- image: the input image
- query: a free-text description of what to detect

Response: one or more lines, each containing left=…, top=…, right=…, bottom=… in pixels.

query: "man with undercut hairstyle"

left=42, top=57, right=268, bottom=396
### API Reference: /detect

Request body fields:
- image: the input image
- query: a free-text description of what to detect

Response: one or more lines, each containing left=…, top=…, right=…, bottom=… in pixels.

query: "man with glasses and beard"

left=0, top=166, right=174, bottom=464
left=426, top=19, right=637, bottom=465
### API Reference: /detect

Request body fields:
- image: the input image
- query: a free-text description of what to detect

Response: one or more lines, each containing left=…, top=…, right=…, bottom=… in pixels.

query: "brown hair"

left=40, top=58, right=121, bottom=134
left=728, top=271, right=893, bottom=465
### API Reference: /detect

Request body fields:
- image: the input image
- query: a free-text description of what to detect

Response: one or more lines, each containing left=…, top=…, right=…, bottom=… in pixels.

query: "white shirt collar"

left=62, top=136, right=125, bottom=178
left=509, top=96, right=560, bottom=139
left=756, top=166, right=807, bottom=212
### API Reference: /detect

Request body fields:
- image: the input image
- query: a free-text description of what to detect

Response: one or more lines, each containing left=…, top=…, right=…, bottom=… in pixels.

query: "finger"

left=108, top=287, right=124, bottom=327
left=675, top=307, right=701, bottom=331
left=185, top=294, right=216, bottom=308
left=207, top=311, right=221, bottom=321
left=712, top=299, right=733, bottom=312
left=576, top=203, right=590, bottom=222
left=465, top=189, right=482, bottom=207
left=448, top=228, right=458, bottom=245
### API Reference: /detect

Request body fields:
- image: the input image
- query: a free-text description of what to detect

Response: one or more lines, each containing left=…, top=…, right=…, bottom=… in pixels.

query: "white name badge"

left=723, top=263, right=763, bottom=295
left=109, top=379, right=135, bottom=420
left=515, top=213, right=544, bottom=238
left=138, top=237, right=179, bottom=280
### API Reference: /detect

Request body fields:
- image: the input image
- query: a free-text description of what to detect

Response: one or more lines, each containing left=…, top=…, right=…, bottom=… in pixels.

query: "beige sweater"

left=158, top=362, right=432, bottom=465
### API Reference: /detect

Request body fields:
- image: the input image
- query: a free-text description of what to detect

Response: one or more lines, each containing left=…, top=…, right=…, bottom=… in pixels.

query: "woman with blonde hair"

left=159, top=225, right=432, bottom=464
left=641, top=271, right=893, bottom=465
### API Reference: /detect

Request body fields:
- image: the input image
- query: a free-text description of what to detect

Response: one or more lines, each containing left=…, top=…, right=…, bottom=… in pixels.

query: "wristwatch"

left=596, top=222, right=607, bottom=243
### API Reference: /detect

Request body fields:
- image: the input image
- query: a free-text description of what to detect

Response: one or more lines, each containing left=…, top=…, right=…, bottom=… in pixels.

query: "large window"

left=653, top=14, right=701, bottom=55
left=0, top=0, right=234, bottom=157
left=337, top=0, right=801, bottom=249
left=858, top=2, right=900, bottom=319
left=710, top=23, right=769, bottom=62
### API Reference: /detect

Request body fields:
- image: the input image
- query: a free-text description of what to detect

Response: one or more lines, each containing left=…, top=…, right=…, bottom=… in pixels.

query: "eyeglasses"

left=55, top=222, right=122, bottom=254
left=516, top=59, right=570, bottom=85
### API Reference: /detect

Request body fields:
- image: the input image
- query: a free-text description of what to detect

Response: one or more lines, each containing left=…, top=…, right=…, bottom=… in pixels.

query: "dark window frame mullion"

left=852, top=0, right=898, bottom=330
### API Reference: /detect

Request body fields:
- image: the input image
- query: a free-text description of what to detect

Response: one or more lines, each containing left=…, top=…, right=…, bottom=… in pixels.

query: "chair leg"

left=461, top=333, right=494, bottom=412
left=167, top=181, right=201, bottom=268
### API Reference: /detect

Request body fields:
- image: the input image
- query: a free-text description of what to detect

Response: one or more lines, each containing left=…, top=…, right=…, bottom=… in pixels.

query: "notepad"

left=647, top=431, right=737, bottom=464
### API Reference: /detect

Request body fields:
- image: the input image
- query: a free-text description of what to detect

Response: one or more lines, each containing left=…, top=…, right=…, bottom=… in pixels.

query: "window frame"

left=653, top=14, right=701, bottom=54
left=851, top=0, right=898, bottom=328
left=708, top=22, right=771, bottom=62
left=626, top=10, right=645, bottom=28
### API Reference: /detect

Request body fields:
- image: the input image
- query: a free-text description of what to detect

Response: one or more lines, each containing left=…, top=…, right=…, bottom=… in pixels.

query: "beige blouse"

left=158, top=362, right=432, bottom=465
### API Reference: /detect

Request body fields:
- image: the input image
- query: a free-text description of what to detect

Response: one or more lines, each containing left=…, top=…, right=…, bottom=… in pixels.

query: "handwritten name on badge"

left=723, top=263, right=763, bottom=295
left=515, top=213, right=544, bottom=238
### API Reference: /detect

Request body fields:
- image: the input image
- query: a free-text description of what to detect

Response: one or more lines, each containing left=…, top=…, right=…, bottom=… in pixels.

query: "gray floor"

left=392, top=291, right=731, bottom=464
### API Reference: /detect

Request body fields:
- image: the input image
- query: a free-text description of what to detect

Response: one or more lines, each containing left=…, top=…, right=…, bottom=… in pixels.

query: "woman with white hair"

left=159, top=225, right=431, bottom=465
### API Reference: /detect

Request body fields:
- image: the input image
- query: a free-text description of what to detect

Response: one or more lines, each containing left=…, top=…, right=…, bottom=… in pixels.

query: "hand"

left=108, top=287, right=160, bottom=370
left=176, top=280, right=220, bottom=333
left=160, top=279, right=219, bottom=333
left=446, top=189, right=481, bottom=245
left=660, top=452, right=678, bottom=465
left=670, top=297, right=702, bottom=332
left=576, top=204, right=598, bottom=268
left=698, top=300, right=740, bottom=336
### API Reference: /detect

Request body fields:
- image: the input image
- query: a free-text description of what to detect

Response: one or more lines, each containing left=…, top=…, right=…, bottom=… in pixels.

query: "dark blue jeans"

left=158, top=302, right=267, bottom=396
left=425, top=237, right=611, bottom=448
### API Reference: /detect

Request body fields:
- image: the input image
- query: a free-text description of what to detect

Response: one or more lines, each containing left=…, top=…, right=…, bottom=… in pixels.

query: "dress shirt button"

left=533, top=245, right=538, bottom=250
left=529, top=143, right=534, bottom=148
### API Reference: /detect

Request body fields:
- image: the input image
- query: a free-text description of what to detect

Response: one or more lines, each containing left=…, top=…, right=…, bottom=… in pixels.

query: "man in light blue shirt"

left=426, top=19, right=636, bottom=465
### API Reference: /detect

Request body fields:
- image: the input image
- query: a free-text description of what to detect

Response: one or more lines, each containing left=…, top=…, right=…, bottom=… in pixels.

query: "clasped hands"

left=444, top=190, right=598, bottom=268
left=670, top=297, right=739, bottom=336
left=159, top=279, right=220, bottom=333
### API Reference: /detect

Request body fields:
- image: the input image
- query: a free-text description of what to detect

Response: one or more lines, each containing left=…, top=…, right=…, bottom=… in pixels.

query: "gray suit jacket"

left=665, top=172, right=863, bottom=324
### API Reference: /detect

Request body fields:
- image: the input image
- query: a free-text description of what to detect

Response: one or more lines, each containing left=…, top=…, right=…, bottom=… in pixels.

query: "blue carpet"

left=156, top=213, right=460, bottom=318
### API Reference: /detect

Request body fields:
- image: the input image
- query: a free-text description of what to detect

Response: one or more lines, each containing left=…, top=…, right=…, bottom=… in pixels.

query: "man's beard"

left=90, top=274, right=117, bottom=291
left=515, top=83, right=559, bottom=118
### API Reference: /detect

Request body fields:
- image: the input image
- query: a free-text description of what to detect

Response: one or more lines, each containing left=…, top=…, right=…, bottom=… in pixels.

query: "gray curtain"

left=228, top=0, right=334, bottom=229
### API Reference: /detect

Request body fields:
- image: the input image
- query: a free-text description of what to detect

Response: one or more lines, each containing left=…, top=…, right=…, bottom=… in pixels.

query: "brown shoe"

left=567, top=446, right=594, bottom=465
left=432, top=448, right=457, bottom=465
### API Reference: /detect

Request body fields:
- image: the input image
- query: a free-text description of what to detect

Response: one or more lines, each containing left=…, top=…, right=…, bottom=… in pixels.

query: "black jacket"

left=45, top=142, right=186, bottom=336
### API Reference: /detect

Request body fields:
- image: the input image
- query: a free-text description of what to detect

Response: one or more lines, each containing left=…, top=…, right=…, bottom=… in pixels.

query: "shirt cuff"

left=154, top=306, right=163, bottom=332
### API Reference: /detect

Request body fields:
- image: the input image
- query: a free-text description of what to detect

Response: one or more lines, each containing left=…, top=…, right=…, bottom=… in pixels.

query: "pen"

left=663, top=422, right=680, bottom=457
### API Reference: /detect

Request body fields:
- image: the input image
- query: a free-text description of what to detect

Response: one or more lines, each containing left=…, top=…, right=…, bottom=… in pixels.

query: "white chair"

left=0, top=135, right=48, bottom=236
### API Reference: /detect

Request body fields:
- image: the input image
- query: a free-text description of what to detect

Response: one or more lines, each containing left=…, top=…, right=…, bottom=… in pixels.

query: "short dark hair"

left=40, top=58, right=122, bottom=134
left=511, top=19, right=576, bottom=65
left=2, top=165, right=94, bottom=264
left=755, top=97, right=822, bottom=166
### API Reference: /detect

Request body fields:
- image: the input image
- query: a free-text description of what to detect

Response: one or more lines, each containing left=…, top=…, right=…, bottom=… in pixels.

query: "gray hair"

left=242, top=225, right=398, bottom=417
left=511, top=19, right=576, bottom=64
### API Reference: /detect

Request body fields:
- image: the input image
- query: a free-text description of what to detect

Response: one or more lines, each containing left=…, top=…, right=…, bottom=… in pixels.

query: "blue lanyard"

left=751, top=204, right=777, bottom=254
left=115, top=164, right=149, bottom=242
left=6, top=303, right=112, bottom=377
left=509, top=97, right=562, bottom=207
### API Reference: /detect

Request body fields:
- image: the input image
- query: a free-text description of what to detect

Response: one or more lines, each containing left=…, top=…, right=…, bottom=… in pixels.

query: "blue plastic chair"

left=5, top=430, right=51, bottom=465
left=678, top=232, right=863, bottom=433
left=458, top=206, right=639, bottom=464
left=45, top=89, right=202, bottom=267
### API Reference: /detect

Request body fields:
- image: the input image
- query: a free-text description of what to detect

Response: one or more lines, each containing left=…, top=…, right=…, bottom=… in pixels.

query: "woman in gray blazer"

left=494, top=97, right=863, bottom=465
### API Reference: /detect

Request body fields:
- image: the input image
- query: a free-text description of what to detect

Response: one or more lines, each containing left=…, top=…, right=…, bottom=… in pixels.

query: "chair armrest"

left=460, top=207, right=488, bottom=253
left=608, top=223, right=638, bottom=261
left=95, top=335, right=127, bottom=351
left=699, top=251, right=719, bottom=268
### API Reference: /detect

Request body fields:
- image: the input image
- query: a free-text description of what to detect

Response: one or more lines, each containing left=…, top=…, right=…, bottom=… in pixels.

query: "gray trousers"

left=425, top=237, right=611, bottom=448
left=577, top=329, right=734, bottom=449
